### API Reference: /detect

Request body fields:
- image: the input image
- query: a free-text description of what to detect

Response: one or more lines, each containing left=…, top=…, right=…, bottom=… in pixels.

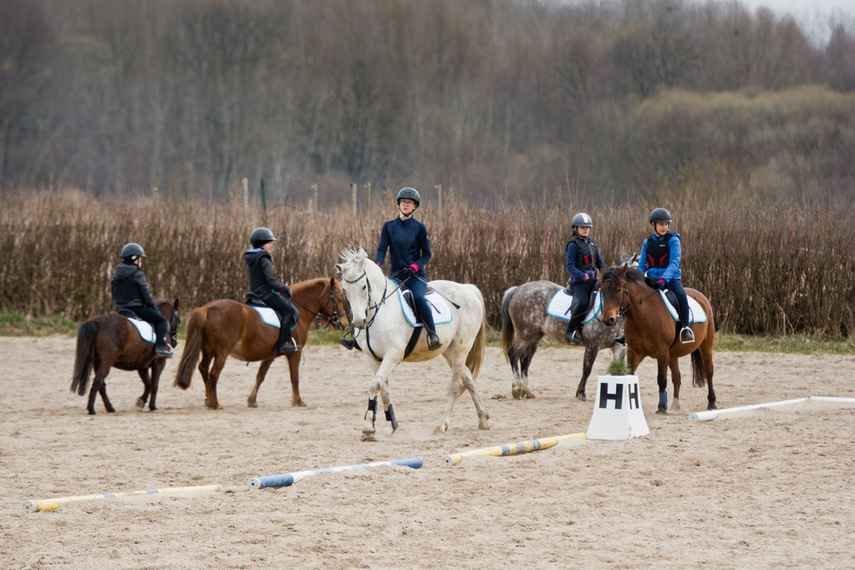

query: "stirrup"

left=277, top=339, right=300, bottom=353
left=154, top=345, right=174, bottom=358
left=339, top=337, right=357, bottom=350
left=680, top=326, right=695, bottom=344
left=427, top=332, right=442, bottom=351
left=567, top=329, right=582, bottom=345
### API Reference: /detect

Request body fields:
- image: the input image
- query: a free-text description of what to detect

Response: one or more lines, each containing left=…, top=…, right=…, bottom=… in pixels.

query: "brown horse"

left=172, top=277, right=347, bottom=410
left=599, top=265, right=716, bottom=413
left=71, top=298, right=180, bottom=415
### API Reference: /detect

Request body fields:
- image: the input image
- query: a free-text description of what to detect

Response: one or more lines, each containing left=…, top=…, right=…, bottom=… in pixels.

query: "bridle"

left=291, top=284, right=349, bottom=329
left=342, top=270, right=399, bottom=330
left=605, top=275, right=656, bottom=318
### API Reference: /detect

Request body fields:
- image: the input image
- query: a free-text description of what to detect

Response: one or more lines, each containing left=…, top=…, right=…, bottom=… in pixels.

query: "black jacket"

left=244, top=248, right=291, bottom=301
left=111, top=261, right=157, bottom=312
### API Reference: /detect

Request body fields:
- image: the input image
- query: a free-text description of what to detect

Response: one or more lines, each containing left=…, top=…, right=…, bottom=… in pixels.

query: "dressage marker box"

left=586, top=375, right=649, bottom=440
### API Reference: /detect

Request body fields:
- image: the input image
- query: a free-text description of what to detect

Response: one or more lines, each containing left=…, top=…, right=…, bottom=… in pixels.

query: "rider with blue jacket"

left=638, top=208, right=695, bottom=344
left=375, top=187, right=441, bottom=351
left=564, top=212, right=606, bottom=344
left=111, top=243, right=173, bottom=358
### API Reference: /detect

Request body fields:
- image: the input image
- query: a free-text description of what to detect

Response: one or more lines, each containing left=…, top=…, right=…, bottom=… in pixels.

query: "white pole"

left=688, top=398, right=807, bottom=423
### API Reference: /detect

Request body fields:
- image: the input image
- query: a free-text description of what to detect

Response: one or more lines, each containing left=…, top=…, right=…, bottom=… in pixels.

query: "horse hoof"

left=576, top=392, right=587, bottom=401
left=511, top=389, right=521, bottom=400
left=523, top=390, right=536, bottom=399
left=106, top=407, right=116, bottom=413
left=87, top=409, right=96, bottom=416
left=656, top=407, right=668, bottom=414
left=135, top=399, right=145, bottom=409
left=360, top=432, right=376, bottom=442
left=432, top=427, right=447, bottom=436
left=478, top=422, right=491, bottom=431
left=247, top=401, right=258, bottom=408
left=708, top=404, right=718, bottom=410
left=148, top=406, right=157, bottom=412
left=292, top=400, right=307, bottom=408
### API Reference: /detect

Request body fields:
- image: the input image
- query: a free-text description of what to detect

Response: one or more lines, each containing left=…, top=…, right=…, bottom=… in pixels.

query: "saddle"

left=117, top=310, right=156, bottom=343
left=244, top=293, right=299, bottom=329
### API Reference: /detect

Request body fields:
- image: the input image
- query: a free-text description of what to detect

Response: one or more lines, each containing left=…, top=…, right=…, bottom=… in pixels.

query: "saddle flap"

left=127, top=317, right=156, bottom=344
left=546, top=290, right=601, bottom=323
left=658, top=290, right=707, bottom=323
left=397, top=288, right=453, bottom=327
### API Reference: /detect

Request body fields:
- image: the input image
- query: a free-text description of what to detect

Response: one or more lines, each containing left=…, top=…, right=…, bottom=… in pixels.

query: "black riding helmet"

left=120, top=242, right=146, bottom=261
left=250, top=227, right=277, bottom=248
left=396, top=187, right=421, bottom=208
left=649, top=208, right=672, bottom=224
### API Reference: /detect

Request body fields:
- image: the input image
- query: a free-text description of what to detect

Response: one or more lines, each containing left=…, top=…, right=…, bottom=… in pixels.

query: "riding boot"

left=680, top=325, right=695, bottom=344
left=564, top=322, right=575, bottom=344
left=426, top=329, right=442, bottom=351
left=276, top=327, right=300, bottom=353
left=154, top=341, right=173, bottom=358
left=339, top=337, right=357, bottom=350
left=613, top=335, right=626, bottom=346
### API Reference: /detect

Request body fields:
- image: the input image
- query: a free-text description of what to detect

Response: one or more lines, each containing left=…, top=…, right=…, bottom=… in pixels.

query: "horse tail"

left=691, top=348, right=707, bottom=388
left=174, top=307, right=206, bottom=390
left=499, top=286, right=517, bottom=363
left=71, top=320, right=98, bottom=396
left=465, top=288, right=488, bottom=381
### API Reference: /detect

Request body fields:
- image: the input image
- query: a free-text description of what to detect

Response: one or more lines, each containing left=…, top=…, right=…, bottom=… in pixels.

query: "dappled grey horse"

left=500, top=254, right=636, bottom=401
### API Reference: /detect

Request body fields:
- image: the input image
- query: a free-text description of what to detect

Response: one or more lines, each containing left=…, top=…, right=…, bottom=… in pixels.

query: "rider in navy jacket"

left=564, top=213, right=606, bottom=345
left=638, top=208, right=694, bottom=344
left=375, top=187, right=441, bottom=351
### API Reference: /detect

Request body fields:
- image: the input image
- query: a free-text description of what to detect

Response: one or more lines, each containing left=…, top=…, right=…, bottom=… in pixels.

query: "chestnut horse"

left=599, top=265, right=716, bottom=414
left=172, top=277, right=347, bottom=410
left=71, top=298, right=180, bottom=415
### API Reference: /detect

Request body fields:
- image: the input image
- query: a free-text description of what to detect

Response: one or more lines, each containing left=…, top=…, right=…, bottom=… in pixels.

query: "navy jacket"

left=374, top=216, right=432, bottom=276
left=565, top=236, right=605, bottom=285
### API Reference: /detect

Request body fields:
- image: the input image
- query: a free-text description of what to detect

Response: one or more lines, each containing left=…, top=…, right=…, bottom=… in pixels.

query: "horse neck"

left=364, top=263, right=389, bottom=303
left=292, top=278, right=325, bottom=312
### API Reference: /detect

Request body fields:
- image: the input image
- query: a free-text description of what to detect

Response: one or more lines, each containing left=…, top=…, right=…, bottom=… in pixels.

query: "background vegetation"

left=1, top=0, right=854, bottom=206
left=1, top=191, right=852, bottom=339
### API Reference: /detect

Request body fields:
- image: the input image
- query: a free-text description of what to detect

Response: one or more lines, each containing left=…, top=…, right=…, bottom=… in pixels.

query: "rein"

left=618, top=286, right=658, bottom=317
left=291, top=286, right=347, bottom=328
left=344, top=269, right=403, bottom=362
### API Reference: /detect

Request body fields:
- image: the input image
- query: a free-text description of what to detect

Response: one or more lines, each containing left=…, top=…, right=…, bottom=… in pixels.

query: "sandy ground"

left=1, top=335, right=854, bottom=569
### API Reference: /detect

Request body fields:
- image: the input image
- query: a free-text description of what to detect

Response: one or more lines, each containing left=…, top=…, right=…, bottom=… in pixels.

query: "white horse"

left=336, top=248, right=490, bottom=440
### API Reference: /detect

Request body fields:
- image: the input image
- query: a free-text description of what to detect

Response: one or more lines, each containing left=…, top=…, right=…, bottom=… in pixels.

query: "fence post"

left=351, top=183, right=357, bottom=215
left=312, top=184, right=318, bottom=212
left=365, top=183, right=371, bottom=212
left=241, top=178, right=249, bottom=208
left=435, top=184, right=442, bottom=211
left=259, top=179, right=267, bottom=212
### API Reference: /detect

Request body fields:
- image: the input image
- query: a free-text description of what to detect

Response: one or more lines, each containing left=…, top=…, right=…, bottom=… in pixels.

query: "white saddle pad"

left=249, top=306, right=281, bottom=328
left=397, top=288, right=453, bottom=327
left=128, top=318, right=156, bottom=344
left=659, top=290, right=707, bottom=323
left=546, top=290, right=602, bottom=324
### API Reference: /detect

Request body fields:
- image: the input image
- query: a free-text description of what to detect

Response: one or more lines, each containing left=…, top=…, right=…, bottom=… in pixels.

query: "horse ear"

left=335, top=263, right=343, bottom=275
left=173, top=298, right=179, bottom=310
left=631, top=252, right=639, bottom=267
left=618, top=264, right=628, bottom=279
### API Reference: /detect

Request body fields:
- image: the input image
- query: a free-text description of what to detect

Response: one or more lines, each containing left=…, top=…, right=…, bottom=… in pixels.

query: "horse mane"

left=339, top=247, right=365, bottom=264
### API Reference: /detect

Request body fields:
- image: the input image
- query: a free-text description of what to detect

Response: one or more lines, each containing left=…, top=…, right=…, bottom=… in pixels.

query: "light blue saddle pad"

left=659, top=290, right=707, bottom=323
left=546, top=290, right=602, bottom=324
left=128, top=318, right=156, bottom=344
left=397, top=288, right=453, bottom=328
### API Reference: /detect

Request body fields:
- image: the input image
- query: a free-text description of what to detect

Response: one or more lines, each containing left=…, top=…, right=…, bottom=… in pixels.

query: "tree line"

left=1, top=0, right=853, bottom=206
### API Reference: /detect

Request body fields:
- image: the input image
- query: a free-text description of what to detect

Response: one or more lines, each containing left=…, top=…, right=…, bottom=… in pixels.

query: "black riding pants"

left=264, top=293, right=297, bottom=344
left=566, top=281, right=595, bottom=333
left=127, top=305, right=170, bottom=346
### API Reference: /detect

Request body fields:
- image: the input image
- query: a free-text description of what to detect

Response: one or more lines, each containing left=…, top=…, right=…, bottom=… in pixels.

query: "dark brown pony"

left=71, top=298, right=180, bottom=415
left=599, top=265, right=716, bottom=413
left=173, top=277, right=347, bottom=410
